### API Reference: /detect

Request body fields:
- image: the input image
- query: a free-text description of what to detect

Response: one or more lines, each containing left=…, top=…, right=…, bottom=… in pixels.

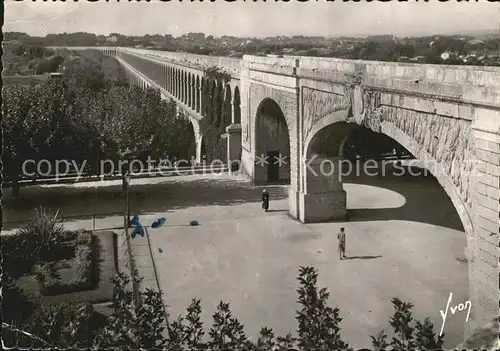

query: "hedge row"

left=35, top=232, right=95, bottom=296
left=3, top=231, right=81, bottom=278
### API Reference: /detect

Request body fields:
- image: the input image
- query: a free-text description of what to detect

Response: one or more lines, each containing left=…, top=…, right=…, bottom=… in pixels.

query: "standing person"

left=262, top=189, right=270, bottom=212
left=337, top=227, right=346, bottom=260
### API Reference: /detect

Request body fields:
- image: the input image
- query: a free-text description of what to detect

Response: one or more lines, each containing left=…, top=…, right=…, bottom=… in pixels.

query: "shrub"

left=35, top=263, right=65, bottom=295
left=15, top=266, right=448, bottom=350
left=61, top=230, right=78, bottom=242
left=22, top=302, right=96, bottom=348
left=74, top=244, right=93, bottom=283
left=2, top=216, right=81, bottom=277
left=37, top=244, right=94, bottom=296
left=370, top=298, right=444, bottom=350
left=76, top=231, right=93, bottom=246
left=34, top=263, right=55, bottom=282
left=35, top=55, right=64, bottom=74
left=2, top=273, right=37, bottom=325
left=17, top=207, right=66, bottom=262
left=2, top=233, right=39, bottom=277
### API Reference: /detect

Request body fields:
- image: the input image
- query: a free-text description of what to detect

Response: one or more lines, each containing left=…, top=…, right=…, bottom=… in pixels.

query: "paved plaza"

left=3, top=172, right=469, bottom=348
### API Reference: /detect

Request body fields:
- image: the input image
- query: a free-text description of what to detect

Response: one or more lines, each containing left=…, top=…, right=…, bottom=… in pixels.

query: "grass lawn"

left=15, top=231, right=116, bottom=305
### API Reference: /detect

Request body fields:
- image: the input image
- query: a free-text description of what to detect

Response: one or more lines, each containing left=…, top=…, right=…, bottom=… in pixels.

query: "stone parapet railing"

left=243, top=54, right=500, bottom=89
left=122, top=48, right=242, bottom=77
left=50, top=46, right=500, bottom=95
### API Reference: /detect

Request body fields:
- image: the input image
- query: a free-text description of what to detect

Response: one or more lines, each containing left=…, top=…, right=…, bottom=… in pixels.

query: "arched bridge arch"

left=253, top=98, right=291, bottom=184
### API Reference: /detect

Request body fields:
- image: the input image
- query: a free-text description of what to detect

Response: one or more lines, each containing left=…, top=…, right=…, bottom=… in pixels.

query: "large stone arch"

left=224, top=84, right=232, bottom=127
left=195, top=76, right=200, bottom=112
left=301, top=104, right=475, bottom=257
left=182, top=71, right=187, bottom=104
left=174, top=69, right=179, bottom=98
left=381, top=121, right=474, bottom=239
left=194, top=78, right=229, bottom=165
left=233, top=86, right=241, bottom=124
left=178, top=71, right=182, bottom=102
left=302, top=110, right=473, bottom=240
left=201, top=77, right=207, bottom=117
left=169, top=66, right=173, bottom=93
left=254, top=98, right=291, bottom=184
left=210, top=79, right=217, bottom=124
left=214, top=82, right=223, bottom=128
left=186, top=71, right=190, bottom=106
left=166, top=66, right=170, bottom=92
left=179, top=70, right=183, bottom=102
left=188, top=116, right=204, bottom=164
left=188, top=73, right=193, bottom=108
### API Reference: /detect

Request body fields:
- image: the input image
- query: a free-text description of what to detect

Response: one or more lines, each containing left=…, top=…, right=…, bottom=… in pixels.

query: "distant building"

left=106, top=35, right=118, bottom=43
left=469, top=39, right=484, bottom=45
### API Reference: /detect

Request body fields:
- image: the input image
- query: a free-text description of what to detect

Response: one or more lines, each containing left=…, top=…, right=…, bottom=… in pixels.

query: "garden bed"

left=15, top=231, right=116, bottom=305
left=35, top=238, right=94, bottom=296
left=2, top=229, right=80, bottom=279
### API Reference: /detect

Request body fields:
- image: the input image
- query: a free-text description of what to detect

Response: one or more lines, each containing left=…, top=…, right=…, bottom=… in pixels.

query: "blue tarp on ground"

left=129, top=215, right=140, bottom=226
left=131, top=223, right=145, bottom=238
left=151, top=217, right=167, bottom=229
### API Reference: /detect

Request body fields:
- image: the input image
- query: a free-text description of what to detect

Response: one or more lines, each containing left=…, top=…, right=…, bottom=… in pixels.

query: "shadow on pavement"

left=342, top=170, right=465, bottom=233
left=343, top=255, right=382, bottom=260
left=2, top=177, right=288, bottom=228
left=3, top=167, right=466, bottom=235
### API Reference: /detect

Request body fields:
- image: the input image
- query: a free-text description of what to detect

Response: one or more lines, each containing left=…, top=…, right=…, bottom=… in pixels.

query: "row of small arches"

left=101, top=49, right=241, bottom=128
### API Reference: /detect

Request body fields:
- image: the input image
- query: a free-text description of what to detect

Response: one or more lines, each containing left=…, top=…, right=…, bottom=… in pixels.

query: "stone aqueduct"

left=54, top=46, right=499, bottom=336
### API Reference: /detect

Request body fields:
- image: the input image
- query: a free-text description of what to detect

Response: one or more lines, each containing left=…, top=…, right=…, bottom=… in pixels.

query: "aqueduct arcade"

left=53, top=47, right=499, bottom=339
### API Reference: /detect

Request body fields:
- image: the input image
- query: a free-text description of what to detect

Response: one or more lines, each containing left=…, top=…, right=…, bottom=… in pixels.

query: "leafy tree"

left=4, top=49, right=196, bottom=188
left=94, top=270, right=168, bottom=349
left=35, top=55, right=64, bottom=74
left=370, top=298, right=444, bottom=351
left=5, top=265, right=450, bottom=350
left=3, top=84, right=36, bottom=197
left=93, top=271, right=138, bottom=348
left=295, top=266, right=350, bottom=351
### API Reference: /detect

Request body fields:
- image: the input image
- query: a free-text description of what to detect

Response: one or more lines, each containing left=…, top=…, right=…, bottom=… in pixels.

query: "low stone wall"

left=116, top=228, right=139, bottom=301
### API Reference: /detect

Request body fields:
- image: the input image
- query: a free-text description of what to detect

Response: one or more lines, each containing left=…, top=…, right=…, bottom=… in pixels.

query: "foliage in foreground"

left=5, top=266, right=444, bottom=350
left=2, top=209, right=443, bottom=351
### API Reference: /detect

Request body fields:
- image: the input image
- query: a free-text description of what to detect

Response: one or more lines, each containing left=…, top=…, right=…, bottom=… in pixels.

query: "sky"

left=4, top=1, right=500, bottom=38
